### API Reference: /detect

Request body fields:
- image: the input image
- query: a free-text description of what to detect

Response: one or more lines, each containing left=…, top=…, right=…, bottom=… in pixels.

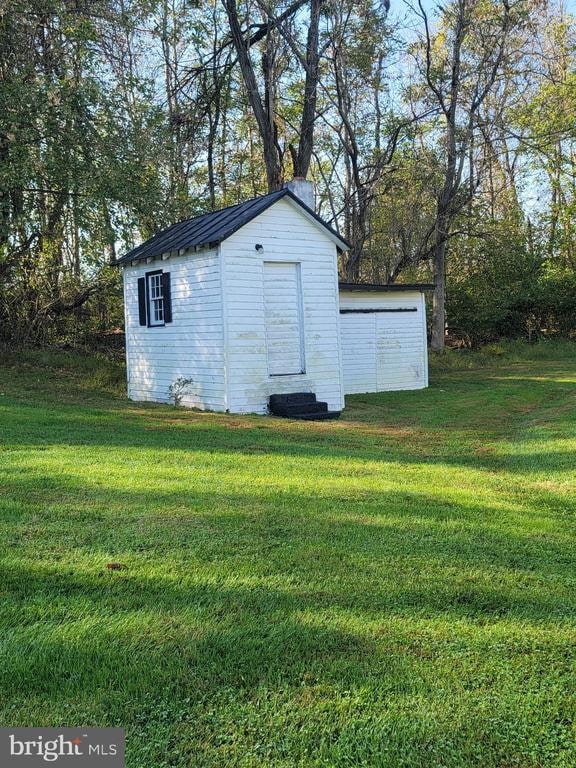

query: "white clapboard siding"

left=263, top=262, right=305, bottom=376
left=339, top=290, right=428, bottom=394
left=122, top=246, right=226, bottom=411
left=221, top=196, right=344, bottom=414
left=340, top=313, right=378, bottom=393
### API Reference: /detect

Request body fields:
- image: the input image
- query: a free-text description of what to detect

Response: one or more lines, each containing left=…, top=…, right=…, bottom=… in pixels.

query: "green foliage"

left=446, top=218, right=576, bottom=345
left=447, top=220, right=540, bottom=344
left=368, top=148, right=442, bottom=281
left=536, top=267, right=576, bottom=336
left=0, top=5, right=119, bottom=341
left=2, top=350, right=576, bottom=765
left=1, top=0, right=575, bottom=348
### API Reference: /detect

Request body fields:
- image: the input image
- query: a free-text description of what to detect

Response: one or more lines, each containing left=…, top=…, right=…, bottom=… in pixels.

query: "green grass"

left=1, top=345, right=576, bottom=767
left=430, top=338, right=576, bottom=371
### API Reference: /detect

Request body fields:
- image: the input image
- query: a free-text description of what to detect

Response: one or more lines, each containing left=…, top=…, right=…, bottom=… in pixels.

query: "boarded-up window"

left=263, top=261, right=305, bottom=376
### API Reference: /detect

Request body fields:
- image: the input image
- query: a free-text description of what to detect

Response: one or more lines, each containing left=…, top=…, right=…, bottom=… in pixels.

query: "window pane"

left=147, top=273, right=164, bottom=325
left=150, top=275, right=162, bottom=299
left=153, top=299, right=164, bottom=322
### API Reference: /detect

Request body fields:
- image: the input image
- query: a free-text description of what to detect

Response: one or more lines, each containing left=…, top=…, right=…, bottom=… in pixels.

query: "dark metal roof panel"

left=114, top=189, right=349, bottom=265
left=339, top=282, right=435, bottom=292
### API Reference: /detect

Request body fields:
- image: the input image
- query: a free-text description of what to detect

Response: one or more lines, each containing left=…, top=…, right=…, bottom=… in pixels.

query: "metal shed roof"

left=115, top=188, right=350, bottom=265
left=339, top=282, right=435, bottom=292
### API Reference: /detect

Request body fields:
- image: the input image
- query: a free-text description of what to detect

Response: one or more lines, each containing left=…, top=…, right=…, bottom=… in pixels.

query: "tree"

left=221, top=0, right=323, bottom=191
left=512, top=1, right=576, bottom=266
left=413, top=0, right=517, bottom=351
left=1, top=0, right=575, bottom=351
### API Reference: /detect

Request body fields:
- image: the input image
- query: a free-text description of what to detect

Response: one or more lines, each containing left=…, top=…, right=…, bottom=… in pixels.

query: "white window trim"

left=146, top=271, right=165, bottom=327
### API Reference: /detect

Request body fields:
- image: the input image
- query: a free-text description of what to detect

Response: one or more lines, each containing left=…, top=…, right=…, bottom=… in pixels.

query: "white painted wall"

left=221, top=197, right=344, bottom=414
left=339, top=290, right=428, bottom=394
left=122, top=199, right=427, bottom=414
left=122, top=247, right=227, bottom=411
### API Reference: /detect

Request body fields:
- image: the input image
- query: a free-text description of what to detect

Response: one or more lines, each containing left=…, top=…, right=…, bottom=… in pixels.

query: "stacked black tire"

left=269, top=392, right=341, bottom=420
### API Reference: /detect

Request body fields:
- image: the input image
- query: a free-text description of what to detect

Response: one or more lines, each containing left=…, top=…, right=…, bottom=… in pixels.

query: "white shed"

left=116, top=184, right=431, bottom=416
left=339, top=284, right=430, bottom=394
left=118, top=185, right=348, bottom=415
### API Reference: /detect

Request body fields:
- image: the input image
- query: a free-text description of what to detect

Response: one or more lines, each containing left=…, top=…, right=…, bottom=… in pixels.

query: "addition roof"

left=339, top=282, right=435, bottom=292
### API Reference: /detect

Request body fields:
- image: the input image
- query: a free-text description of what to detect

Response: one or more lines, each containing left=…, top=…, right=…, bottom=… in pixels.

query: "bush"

left=446, top=222, right=576, bottom=345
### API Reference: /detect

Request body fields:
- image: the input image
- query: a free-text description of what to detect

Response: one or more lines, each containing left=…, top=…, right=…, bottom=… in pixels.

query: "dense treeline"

left=1, top=0, right=575, bottom=350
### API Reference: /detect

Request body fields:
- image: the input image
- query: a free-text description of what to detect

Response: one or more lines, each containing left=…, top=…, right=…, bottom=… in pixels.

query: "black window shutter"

left=162, top=271, right=172, bottom=323
left=137, top=277, right=147, bottom=326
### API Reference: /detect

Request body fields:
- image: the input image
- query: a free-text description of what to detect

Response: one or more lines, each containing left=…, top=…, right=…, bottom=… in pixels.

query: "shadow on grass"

left=2, top=359, right=576, bottom=764
left=1, top=550, right=575, bottom=702
left=2, top=468, right=576, bottom=621
left=2, top=378, right=576, bottom=479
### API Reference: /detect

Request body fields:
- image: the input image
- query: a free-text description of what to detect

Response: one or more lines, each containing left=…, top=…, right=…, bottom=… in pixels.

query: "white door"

left=340, top=309, right=425, bottom=394
left=263, top=262, right=305, bottom=376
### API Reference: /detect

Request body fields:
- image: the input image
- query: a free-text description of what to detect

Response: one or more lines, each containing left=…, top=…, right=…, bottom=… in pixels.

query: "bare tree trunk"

left=220, top=80, right=229, bottom=203
left=343, top=191, right=369, bottom=280
left=0, top=136, right=10, bottom=250
left=103, top=205, right=116, bottom=264
left=206, top=99, right=219, bottom=208
left=431, top=230, right=447, bottom=352
left=344, top=244, right=362, bottom=281
left=72, top=195, right=81, bottom=279
left=223, top=0, right=284, bottom=191
left=291, top=0, right=321, bottom=178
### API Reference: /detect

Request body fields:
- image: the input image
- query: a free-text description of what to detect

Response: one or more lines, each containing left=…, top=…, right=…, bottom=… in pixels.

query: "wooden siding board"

left=122, top=248, right=226, bottom=410
left=339, top=290, right=428, bottom=395
left=222, top=197, right=344, bottom=414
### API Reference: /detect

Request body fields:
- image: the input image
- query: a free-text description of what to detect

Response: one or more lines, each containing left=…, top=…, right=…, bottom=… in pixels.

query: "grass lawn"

left=1, top=345, right=576, bottom=767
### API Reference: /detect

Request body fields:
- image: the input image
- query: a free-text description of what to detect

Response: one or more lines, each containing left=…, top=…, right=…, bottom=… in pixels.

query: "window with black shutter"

left=138, top=270, right=173, bottom=327
left=147, top=271, right=164, bottom=325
